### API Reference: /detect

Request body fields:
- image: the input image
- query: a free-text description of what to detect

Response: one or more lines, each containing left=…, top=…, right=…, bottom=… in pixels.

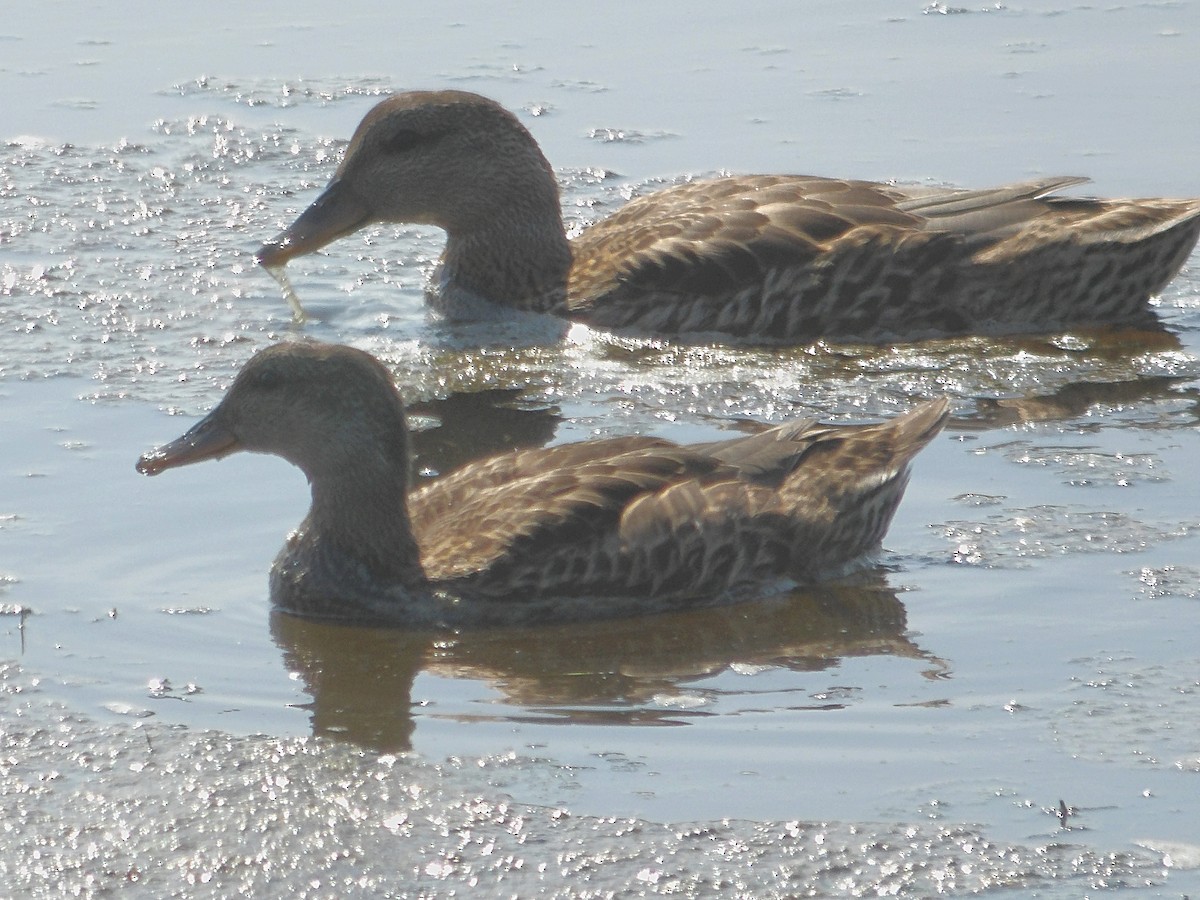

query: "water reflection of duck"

left=257, top=90, right=1200, bottom=342
left=137, top=341, right=947, bottom=627
left=966, top=375, right=1197, bottom=428
left=270, top=577, right=933, bottom=753
left=407, top=387, right=560, bottom=479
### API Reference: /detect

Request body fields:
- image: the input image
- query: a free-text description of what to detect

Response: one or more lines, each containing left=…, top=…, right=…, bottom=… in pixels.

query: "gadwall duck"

left=137, top=341, right=949, bottom=627
left=257, top=90, right=1200, bottom=342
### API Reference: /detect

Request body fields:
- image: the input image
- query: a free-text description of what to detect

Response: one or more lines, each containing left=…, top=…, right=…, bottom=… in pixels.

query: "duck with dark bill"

left=138, top=341, right=949, bottom=628
left=258, top=90, right=1200, bottom=342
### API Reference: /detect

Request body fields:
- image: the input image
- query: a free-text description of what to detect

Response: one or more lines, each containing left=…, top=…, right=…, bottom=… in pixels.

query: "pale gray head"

left=256, top=90, right=562, bottom=267
left=137, top=342, right=411, bottom=484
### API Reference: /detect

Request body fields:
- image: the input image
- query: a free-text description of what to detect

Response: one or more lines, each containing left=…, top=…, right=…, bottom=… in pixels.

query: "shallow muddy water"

left=3, top=2, right=1200, bottom=896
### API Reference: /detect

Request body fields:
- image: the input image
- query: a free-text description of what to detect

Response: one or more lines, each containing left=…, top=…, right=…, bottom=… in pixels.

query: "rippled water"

left=4, top=2, right=1200, bottom=896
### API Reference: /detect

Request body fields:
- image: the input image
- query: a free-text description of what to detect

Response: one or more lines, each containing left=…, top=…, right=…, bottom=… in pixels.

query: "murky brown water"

left=3, top=2, right=1200, bottom=895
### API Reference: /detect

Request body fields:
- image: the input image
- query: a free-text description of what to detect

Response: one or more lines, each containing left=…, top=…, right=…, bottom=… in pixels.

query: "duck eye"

left=254, top=367, right=282, bottom=391
left=382, top=128, right=428, bottom=155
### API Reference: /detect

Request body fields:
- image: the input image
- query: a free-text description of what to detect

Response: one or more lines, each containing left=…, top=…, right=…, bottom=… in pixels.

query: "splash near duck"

left=138, top=341, right=948, bottom=627
left=257, top=90, right=1200, bottom=342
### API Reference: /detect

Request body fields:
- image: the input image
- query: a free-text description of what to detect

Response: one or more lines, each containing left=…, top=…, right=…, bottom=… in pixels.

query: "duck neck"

left=303, top=453, right=427, bottom=589
left=438, top=208, right=574, bottom=316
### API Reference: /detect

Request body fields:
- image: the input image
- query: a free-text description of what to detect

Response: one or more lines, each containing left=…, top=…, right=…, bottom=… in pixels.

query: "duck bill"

left=255, top=178, right=374, bottom=268
left=137, top=412, right=240, bottom=476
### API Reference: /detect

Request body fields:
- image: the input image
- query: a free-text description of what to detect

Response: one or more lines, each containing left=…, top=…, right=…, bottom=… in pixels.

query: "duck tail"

left=829, top=396, right=950, bottom=504
left=782, top=398, right=950, bottom=576
left=887, top=396, right=952, bottom=462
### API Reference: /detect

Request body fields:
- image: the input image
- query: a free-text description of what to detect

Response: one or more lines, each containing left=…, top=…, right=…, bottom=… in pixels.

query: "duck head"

left=255, top=90, right=562, bottom=269
left=137, top=342, right=412, bottom=485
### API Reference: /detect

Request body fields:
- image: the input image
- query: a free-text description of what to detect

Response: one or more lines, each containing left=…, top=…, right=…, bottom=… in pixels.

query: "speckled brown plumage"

left=257, top=90, right=1200, bottom=342
left=137, top=342, right=948, bottom=627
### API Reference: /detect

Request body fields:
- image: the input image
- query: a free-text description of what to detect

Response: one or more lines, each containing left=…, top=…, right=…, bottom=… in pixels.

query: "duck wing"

left=410, top=438, right=737, bottom=588
left=409, top=434, right=673, bottom=529
left=567, top=175, right=925, bottom=308
left=572, top=176, right=1094, bottom=299
left=411, top=398, right=949, bottom=601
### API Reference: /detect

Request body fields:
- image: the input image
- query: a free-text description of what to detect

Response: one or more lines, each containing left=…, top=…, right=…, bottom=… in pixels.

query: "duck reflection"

left=400, top=329, right=1197, bottom=449
left=965, top=375, right=1199, bottom=429
left=269, top=574, right=935, bottom=753
left=406, top=387, right=560, bottom=477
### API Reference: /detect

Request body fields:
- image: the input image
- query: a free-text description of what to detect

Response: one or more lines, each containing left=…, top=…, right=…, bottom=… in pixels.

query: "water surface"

left=3, top=2, right=1200, bottom=896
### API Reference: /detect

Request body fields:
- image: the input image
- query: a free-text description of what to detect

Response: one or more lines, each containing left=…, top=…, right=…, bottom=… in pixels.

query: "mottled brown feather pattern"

left=411, top=442, right=731, bottom=582
left=138, top=342, right=948, bottom=627
left=257, top=92, right=1200, bottom=341
left=570, top=175, right=1200, bottom=339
